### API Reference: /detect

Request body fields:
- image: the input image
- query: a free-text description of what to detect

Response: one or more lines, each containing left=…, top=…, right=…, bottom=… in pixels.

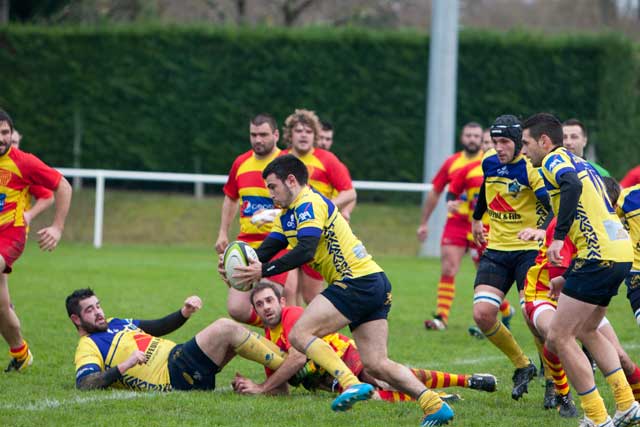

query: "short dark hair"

left=562, top=118, right=587, bottom=138
left=66, top=288, right=96, bottom=317
left=522, top=113, right=564, bottom=147
left=249, top=281, right=282, bottom=307
left=602, top=176, right=621, bottom=207
left=251, top=113, right=278, bottom=132
left=0, top=109, right=14, bottom=131
left=463, top=121, right=483, bottom=131
left=262, top=154, right=308, bottom=185
left=320, top=120, right=333, bottom=131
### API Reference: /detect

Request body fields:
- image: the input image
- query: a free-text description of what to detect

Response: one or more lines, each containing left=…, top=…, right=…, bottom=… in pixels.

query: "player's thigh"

left=290, top=294, right=350, bottom=340
left=551, top=293, right=599, bottom=338
left=474, top=249, right=516, bottom=294
left=440, top=244, right=467, bottom=274
left=351, top=319, right=389, bottom=366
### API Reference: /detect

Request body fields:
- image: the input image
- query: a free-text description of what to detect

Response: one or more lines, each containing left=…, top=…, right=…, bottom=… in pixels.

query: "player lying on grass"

left=231, top=282, right=497, bottom=400
left=66, top=288, right=285, bottom=391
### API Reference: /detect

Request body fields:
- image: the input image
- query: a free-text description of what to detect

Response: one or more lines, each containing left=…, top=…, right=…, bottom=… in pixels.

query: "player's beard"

left=80, top=318, right=109, bottom=334
left=253, top=140, right=275, bottom=157
left=464, top=143, right=481, bottom=155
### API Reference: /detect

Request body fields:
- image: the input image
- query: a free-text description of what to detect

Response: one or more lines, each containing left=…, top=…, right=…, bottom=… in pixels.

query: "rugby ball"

left=223, top=241, right=259, bottom=292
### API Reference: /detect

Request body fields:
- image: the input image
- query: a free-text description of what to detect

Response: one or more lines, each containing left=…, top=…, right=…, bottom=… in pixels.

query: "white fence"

left=57, top=168, right=432, bottom=248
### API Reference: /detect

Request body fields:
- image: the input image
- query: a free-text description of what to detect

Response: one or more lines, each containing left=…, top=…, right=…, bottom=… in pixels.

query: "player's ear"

left=70, top=314, right=81, bottom=327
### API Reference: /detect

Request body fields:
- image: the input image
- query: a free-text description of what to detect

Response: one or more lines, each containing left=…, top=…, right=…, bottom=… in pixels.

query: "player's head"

left=262, top=154, right=309, bottom=208
left=66, top=288, right=108, bottom=334
left=482, top=128, right=494, bottom=152
left=318, top=120, right=334, bottom=150
left=562, top=118, right=588, bottom=157
left=284, top=109, right=321, bottom=155
left=521, top=113, right=563, bottom=167
left=250, top=281, right=286, bottom=328
left=250, top=113, right=279, bottom=158
left=11, top=129, right=22, bottom=148
left=460, top=122, right=483, bottom=154
left=603, top=176, right=621, bottom=208
left=0, top=109, right=14, bottom=156
left=490, top=114, right=522, bottom=164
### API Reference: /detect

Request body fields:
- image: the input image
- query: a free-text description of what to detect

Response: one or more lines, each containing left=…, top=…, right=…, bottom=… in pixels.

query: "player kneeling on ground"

left=66, top=288, right=285, bottom=391
left=232, top=281, right=497, bottom=401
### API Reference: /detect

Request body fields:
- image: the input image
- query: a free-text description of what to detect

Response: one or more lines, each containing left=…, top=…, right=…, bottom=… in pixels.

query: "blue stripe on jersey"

left=88, top=318, right=140, bottom=362
left=310, top=187, right=335, bottom=217
left=279, top=210, right=297, bottom=232
left=76, top=363, right=101, bottom=381
left=298, top=227, right=322, bottom=238
left=483, top=153, right=531, bottom=188
left=623, top=189, right=640, bottom=213
left=267, top=231, right=287, bottom=242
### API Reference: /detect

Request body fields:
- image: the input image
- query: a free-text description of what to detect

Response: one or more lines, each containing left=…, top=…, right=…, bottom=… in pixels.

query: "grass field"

left=3, top=190, right=639, bottom=426
left=2, top=242, right=639, bottom=427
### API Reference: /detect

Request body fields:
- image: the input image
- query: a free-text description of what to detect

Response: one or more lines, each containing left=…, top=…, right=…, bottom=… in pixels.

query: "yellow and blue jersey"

left=74, top=318, right=176, bottom=391
left=617, top=184, right=640, bottom=270
left=540, top=147, right=632, bottom=262
left=481, top=149, right=548, bottom=251
left=268, top=186, right=381, bottom=284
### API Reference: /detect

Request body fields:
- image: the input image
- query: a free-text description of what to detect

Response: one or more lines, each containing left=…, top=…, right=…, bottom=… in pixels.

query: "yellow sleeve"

left=295, top=198, right=326, bottom=237
left=74, top=337, right=104, bottom=372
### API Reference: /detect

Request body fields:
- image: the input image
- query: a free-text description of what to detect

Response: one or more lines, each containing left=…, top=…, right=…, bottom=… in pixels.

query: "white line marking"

left=0, top=390, right=156, bottom=411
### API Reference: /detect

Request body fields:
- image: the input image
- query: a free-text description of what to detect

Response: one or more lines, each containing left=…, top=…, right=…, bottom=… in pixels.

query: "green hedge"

left=0, top=26, right=637, bottom=184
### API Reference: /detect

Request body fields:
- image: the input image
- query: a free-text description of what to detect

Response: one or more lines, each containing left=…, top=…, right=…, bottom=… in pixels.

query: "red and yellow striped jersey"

left=448, top=159, right=485, bottom=223
left=0, top=147, right=61, bottom=230
left=432, top=151, right=483, bottom=220
left=282, top=148, right=353, bottom=199
left=223, top=148, right=281, bottom=247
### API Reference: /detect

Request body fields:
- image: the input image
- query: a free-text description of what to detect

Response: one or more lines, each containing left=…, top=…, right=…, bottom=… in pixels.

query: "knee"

left=360, top=357, right=388, bottom=379
left=288, top=326, right=306, bottom=352
left=226, top=304, right=251, bottom=323
left=440, top=258, right=459, bottom=277
left=473, top=305, right=497, bottom=330
left=211, top=317, right=239, bottom=336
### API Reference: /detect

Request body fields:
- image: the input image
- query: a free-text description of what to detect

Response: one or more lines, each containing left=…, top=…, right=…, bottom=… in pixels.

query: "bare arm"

left=215, top=195, right=239, bottom=254
left=37, top=177, right=72, bottom=251
left=233, top=347, right=308, bottom=395
left=416, top=190, right=442, bottom=242
left=339, top=199, right=357, bottom=222
left=332, top=189, right=356, bottom=212
left=76, top=351, right=146, bottom=390
left=23, top=196, right=54, bottom=225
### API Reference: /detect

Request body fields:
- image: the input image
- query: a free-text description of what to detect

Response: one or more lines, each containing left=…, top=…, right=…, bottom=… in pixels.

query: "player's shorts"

left=440, top=216, right=471, bottom=248
left=268, top=249, right=291, bottom=286
left=524, top=300, right=557, bottom=330
left=301, top=263, right=323, bottom=280
left=474, top=249, right=537, bottom=293
left=625, top=271, right=640, bottom=311
left=322, top=272, right=392, bottom=330
left=168, top=338, right=220, bottom=391
left=0, top=226, right=26, bottom=274
left=563, top=259, right=632, bottom=307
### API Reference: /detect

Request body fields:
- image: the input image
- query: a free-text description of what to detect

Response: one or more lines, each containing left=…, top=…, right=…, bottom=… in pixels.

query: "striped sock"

left=543, top=345, right=570, bottom=395
left=377, top=390, right=413, bottom=402
left=9, top=341, right=29, bottom=362
left=305, top=337, right=360, bottom=390
left=411, top=368, right=468, bottom=388
left=435, top=275, right=455, bottom=324
left=625, top=365, right=640, bottom=402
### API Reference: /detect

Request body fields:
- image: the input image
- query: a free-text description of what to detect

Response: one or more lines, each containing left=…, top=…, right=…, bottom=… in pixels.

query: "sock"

left=605, top=368, right=635, bottom=412
left=9, top=341, right=29, bottom=362
left=578, top=387, right=608, bottom=424
left=543, top=345, right=570, bottom=396
left=484, top=321, right=530, bottom=369
left=247, top=309, right=263, bottom=327
left=304, top=337, right=360, bottom=390
left=625, top=365, right=640, bottom=402
left=257, top=334, right=286, bottom=357
left=499, top=300, right=512, bottom=317
left=534, top=338, right=553, bottom=381
left=234, top=331, right=284, bottom=371
left=417, top=389, right=443, bottom=415
left=411, top=368, right=467, bottom=388
left=377, top=390, right=413, bottom=402
left=434, top=275, right=455, bottom=324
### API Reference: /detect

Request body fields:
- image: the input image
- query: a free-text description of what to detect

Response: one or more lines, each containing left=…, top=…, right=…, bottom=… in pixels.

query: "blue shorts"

left=168, top=338, right=220, bottom=391
left=624, top=271, right=640, bottom=311
left=321, top=272, right=392, bottom=331
left=563, top=259, right=631, bottom=306
left=474, top=249, right=537, bottom=293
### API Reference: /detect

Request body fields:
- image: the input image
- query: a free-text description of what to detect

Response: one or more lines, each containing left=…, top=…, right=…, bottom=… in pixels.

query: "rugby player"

left=418, top=122, right=485, bottom=331
left=67, top=288, right=285, bottom=391
left=470, top=114, right=551, bottom=400
left=617, top=183, right=640, bottom=327
left=562, top=118, right=610, bottom=177
left=521, top=112, right=637, bottom=427
left=282, top=109, right=356, bottom=304
left=227, top=155, right=454, bottom=426
left=0, top=110, right=72, bottom=372
left=232, top=281, right=497, bottom=400
left=215, top=114, right=295, bottom=325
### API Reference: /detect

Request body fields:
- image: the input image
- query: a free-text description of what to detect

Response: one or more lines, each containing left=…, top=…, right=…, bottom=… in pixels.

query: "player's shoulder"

left=312, top=148, right=343, bottom=164
left=542, top=148, right=571, bottom=170
left=621, top=185, right=640, bottom=212
left=232, top=149, right=255, bottom=165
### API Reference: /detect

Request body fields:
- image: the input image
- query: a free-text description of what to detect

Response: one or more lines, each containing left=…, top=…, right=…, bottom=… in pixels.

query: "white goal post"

left=56, top=168, right=432, bottom=248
